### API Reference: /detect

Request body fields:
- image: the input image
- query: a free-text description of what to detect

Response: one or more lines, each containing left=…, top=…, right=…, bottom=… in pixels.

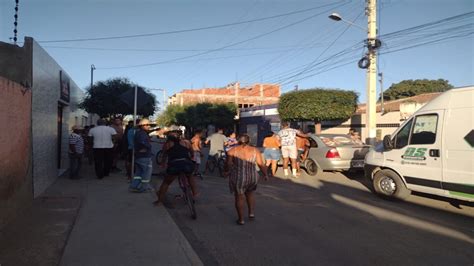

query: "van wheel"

left=373, top=169, right=411, bottom=200
left=304, top=159, right=319, bottom=176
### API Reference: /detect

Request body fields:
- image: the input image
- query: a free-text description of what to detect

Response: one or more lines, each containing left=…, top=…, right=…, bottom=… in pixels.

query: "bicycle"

left=206, top=150, right=226, bottom=177
left=177, top=171, right=197, bottom=220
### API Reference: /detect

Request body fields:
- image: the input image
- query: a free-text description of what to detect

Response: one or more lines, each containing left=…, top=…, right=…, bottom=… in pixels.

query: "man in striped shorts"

left=69, top=125, right=85, bottom=179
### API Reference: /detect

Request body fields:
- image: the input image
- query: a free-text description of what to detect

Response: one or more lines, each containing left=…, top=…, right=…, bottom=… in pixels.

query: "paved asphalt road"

left=160, top=168, right=473, bottom=266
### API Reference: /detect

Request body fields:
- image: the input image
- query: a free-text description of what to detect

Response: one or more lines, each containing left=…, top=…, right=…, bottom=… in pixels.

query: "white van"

left=365, top=86, right=474, bottom=202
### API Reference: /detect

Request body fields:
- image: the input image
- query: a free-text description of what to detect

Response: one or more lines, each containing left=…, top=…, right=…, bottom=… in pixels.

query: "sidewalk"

left=0, top=161, right=202, bottom=266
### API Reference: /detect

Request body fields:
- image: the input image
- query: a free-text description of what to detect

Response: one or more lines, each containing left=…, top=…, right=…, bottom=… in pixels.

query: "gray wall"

left=31, top=39, right=89, bottom=197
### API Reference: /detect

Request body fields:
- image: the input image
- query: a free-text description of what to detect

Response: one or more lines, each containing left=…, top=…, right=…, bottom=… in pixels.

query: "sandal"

left=236, top=220, right=245, bottom=225
left=249, top=214, right=255, bottom=220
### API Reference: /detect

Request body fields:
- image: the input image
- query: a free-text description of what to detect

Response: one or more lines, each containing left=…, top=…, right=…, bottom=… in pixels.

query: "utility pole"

left=365, top=0, right=378, bottom=145
left=378, top=72, right=384, bottom=113
left=90, top=64, right=96, bottom=89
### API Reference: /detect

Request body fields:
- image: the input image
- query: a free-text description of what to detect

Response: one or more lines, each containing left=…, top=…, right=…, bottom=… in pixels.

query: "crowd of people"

left=68, top=119, right=321, bottom=225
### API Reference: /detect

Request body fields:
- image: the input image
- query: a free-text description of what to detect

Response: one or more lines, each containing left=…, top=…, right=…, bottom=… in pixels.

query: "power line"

left=240, top=1, right=360, bottom=84
left=258, top=11, right=474, bottom=87
left=42, top=43, right=335, bottom=52
left=242, top=2, right=363, bottom=84
left=36, top=1, right=347, bottom=43
left=279, top=9, right=365, bottom=86
left=97, top=2, right=349, bottom=70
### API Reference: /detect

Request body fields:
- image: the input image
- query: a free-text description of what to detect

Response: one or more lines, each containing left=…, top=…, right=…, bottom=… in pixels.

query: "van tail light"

left=325, top=148, right=340, bottom=159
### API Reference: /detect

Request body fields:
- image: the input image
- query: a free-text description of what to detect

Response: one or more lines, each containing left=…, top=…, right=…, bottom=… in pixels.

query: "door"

left=57, top=104, right=64, bottom=169
left=246, top=124, right=258, bottom=146
left=386, top=112, right=444, bottom=195
left=442, top=106, right=474, bottom=200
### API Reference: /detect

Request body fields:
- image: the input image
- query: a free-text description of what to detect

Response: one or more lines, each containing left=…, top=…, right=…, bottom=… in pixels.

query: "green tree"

left=383, top=79, right=453, bottom=101
left=157, top=103, right=237, bottom=130
left=79, top=78, right=157, bottom=117
left=156, top=104, right=186, bottom=126
left=278, top=88, right=358, bottom=133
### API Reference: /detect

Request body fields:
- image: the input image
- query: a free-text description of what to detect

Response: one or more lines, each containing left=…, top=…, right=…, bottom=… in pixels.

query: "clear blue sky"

left=1, top=0, right=473, bottom=108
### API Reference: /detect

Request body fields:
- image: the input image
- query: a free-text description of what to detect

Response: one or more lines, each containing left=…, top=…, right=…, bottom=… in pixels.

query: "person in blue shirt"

left=130, top=119, right=153, bottom=192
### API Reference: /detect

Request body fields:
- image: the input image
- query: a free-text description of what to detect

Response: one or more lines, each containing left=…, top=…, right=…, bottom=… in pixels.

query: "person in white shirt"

left=88, top=119, right=117, bottom=179
left=277, top=121, right=307, bottom=178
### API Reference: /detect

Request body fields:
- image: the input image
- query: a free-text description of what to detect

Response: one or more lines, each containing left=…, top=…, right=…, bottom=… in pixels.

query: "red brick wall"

left=176, top=84, right=280, bottom=106
left=0, top=77, right=32, bottom=229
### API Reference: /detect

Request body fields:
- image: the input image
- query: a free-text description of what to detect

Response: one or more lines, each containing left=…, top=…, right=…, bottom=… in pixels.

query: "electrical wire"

left=258, top=11, right=474, bottom=87
left=36, top=1, right=346, bottom=43
left=277, top=9, right=365, bottom=86
left=42, top=42, right=343, bottom=52
left=97, top=2, right=349, bottom=70
left=242, top=1, right=360, bottom=84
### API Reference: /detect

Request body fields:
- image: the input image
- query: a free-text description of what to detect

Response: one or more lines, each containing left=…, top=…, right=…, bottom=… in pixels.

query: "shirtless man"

left=191, top=130, right=203, bottom=178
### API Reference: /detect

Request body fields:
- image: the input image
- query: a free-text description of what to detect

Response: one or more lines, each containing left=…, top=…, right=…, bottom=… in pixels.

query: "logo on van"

left=402, top=147, right=427, bottom=161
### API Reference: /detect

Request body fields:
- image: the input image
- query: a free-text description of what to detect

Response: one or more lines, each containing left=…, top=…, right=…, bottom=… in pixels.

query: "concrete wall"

left=31, top=39, right=89, bottom=197
left=0, top=40, right=32, bottom=87
left=0, top=43, right=33, bottom=230
left=322, top=112, right=402, bottom=141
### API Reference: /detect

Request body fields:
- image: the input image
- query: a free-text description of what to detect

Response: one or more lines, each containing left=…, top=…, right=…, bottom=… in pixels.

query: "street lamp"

left=328, top=13, right=366, bottom=31
left=329, top=0, right=379, bottom=145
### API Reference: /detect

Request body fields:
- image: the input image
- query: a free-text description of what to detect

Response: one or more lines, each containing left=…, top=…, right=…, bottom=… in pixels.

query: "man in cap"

left=130, top=118, right=154, bottom=192
left=69, top=125, right=84, bottom=179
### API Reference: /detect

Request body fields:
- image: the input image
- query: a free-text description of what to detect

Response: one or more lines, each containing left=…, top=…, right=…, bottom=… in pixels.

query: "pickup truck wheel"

left=304, top=159, right=319, bottom=176
left=373, top=169, right=411, bottom=200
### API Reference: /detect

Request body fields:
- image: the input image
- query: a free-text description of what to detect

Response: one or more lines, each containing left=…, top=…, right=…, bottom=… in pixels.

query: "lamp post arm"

left=339, top=18, right=366, bottom=31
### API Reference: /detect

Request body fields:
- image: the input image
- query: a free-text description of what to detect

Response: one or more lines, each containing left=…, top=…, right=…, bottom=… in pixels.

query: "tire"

left=155, top=150, right=163, bottom=165
left=184, top=186, right=197, bottom=220
left=304, top=159, right=319, bottom=176
left=217, top=158, right=226, bottom=177
left=207, top=157, right=216, bottom=173
left=373, top=169, right=411, bottom=200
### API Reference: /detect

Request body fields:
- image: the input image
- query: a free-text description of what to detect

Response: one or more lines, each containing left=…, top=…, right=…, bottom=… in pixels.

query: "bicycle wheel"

left=184, top=185, right=197, bottom=219
left=207, top=157, right=216, bottom=173
left=155, top=150, right=163, bottom=165
left=217, top=158, right=225, bottom=177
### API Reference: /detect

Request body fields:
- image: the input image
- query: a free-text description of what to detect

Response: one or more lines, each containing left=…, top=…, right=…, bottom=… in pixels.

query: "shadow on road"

left=341, top=170, right=474, bottom=209
left=165, top=172, right=473, bottom=265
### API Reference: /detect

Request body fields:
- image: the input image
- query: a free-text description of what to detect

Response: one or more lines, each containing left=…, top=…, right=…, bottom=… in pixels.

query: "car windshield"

left=318, top=135, right=360, bottom=147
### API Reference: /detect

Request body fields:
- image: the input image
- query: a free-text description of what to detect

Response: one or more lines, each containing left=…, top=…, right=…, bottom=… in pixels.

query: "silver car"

left=302, top=134, right=371, bottom=176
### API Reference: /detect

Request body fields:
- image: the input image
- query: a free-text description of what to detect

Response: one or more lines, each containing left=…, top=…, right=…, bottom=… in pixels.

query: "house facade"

left=168, top=82, right=280, bottom=108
